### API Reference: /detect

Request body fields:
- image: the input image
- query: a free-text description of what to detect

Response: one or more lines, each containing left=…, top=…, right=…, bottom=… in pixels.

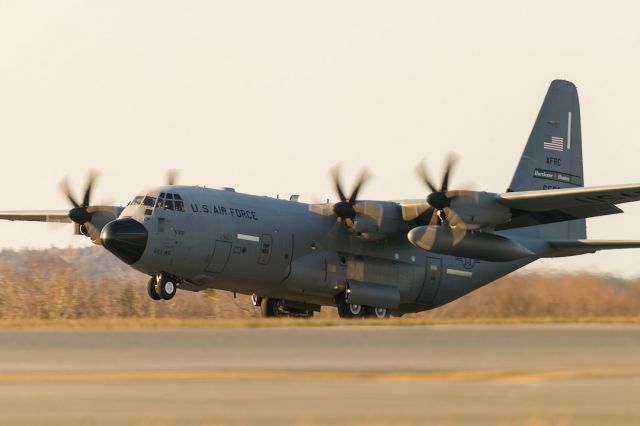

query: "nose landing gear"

left=146, top=273, right=178, bottom=301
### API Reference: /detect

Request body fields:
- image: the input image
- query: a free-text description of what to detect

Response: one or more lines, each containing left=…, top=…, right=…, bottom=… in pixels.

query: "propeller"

left=415, top=154, right=468, bottom=245
left=60, top=171, right=101, bottom=240
left=166, top=169, right=179, bottom=186
left=330, top=166, right=371, bottom=227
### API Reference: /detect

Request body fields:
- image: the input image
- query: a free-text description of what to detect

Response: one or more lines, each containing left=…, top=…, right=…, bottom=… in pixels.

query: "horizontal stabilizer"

left=544, top=240, right=640, bottom=257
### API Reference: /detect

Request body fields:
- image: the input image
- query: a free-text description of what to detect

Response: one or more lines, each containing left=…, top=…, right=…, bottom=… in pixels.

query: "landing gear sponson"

left=252, top=295, right=318, bottom=318
left=147, top=273, right=178, bottom=301
left=251, top=293, right=390, bottom=319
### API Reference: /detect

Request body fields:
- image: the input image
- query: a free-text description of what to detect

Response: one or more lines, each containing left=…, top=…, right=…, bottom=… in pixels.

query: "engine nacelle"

left=351, top=201, right=406, bottom=238
left=407, top=225, right=534, bottom=262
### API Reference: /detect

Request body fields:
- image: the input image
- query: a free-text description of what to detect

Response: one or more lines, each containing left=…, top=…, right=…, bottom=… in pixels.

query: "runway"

left=0, top=324, right=639, bottom=425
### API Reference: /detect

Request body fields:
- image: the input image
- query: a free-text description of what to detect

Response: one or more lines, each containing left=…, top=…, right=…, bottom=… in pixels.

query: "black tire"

left=260, top=297, right=278, bottom=317
left=156, top=277, right=176, bottom=300
left=336, top=293, right=365, bottom=319
left=365, top=306, right=389, bottom=319
left=147, top=277, right=161, bottom=301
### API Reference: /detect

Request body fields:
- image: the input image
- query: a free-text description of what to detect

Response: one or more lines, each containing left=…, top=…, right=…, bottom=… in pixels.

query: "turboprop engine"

left=407, top=225, right=534, bottom=262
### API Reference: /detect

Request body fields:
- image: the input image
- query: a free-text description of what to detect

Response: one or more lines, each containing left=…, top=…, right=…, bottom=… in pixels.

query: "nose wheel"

left=147, top=274, right=177, bottom=301
left=147, top=277, right=161, bottom=300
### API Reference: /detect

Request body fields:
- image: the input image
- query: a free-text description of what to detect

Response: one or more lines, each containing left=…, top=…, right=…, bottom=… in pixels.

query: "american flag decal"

left=543, top=135, right=564, bottom=152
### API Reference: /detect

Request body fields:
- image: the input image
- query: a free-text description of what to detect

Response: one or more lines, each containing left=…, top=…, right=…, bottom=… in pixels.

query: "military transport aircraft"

left=2, top=80, right=640, bottom=318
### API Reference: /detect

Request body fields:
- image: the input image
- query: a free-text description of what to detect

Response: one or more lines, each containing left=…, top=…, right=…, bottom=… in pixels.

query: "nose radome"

left=100, top=218, right=148, bottom=265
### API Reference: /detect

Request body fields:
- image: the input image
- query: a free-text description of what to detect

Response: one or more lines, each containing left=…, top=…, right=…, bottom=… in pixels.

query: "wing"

left=544, top=240, right=640, bottom=257
left=0, top=210, right=71, bottom=223
left=495, top=184, right=640, bottom=230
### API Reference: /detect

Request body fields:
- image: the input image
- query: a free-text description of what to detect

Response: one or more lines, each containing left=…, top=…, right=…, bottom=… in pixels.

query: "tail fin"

left=508, top=80, right=586, bottom=239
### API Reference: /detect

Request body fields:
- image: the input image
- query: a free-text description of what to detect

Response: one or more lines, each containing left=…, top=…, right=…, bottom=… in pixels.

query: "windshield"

left=142, top=196, right=157, bottom=207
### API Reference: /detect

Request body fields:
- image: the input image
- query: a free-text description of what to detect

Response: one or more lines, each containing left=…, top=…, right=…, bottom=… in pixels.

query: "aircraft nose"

left=100, top=218, right=148, bottom=265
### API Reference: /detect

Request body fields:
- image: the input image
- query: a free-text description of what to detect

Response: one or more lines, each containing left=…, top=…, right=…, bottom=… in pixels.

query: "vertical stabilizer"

left=508, top=80, right=586, bottom=239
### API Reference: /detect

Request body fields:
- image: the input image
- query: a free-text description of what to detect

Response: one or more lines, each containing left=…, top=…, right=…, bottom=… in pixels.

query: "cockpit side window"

left=175, top=200, right=185, bottom=212
left=129, top=195, right=144, bottom=206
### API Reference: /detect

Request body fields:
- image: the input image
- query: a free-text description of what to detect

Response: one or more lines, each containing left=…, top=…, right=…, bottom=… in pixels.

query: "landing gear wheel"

left=260, top=297, right=279, bottom=317
left=156, top=276, right=176, bottom=300
left=147, top=277, right=161, bottom=301
left=251, top=294, right=263, bottom=307
left=336, top=293, right=365, bottom=319
left=366, top=306, right=389, bottom=319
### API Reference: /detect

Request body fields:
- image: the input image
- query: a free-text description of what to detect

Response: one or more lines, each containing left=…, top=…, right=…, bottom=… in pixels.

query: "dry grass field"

left=1, top=247, right=639, bottom=325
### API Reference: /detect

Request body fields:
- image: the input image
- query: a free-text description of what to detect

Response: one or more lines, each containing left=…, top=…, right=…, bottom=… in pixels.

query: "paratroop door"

left=205, top=240, right=232, bottom=273
left=418, top=257, right=442, bottom=305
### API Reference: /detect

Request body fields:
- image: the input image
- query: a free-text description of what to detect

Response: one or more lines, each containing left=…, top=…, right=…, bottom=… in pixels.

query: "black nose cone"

left=100, top=218, right=148, bottom=265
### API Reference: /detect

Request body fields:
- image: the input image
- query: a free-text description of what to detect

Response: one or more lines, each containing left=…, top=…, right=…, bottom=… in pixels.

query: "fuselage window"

left=166, top=193, right=173, bottom=200
left=175, top=200, right=185, bottom=212
left=143, top=196, right=157, bottom=207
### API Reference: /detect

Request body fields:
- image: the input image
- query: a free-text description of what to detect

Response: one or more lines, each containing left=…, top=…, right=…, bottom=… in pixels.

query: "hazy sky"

left=1, top=1, right=640, bottom=277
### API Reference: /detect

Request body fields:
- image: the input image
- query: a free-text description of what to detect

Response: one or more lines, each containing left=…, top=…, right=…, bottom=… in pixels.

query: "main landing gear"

left=252, top=295, right=316, bottom=318
left=335, top=294, right=390, bottom=319
left=147, top=273, right=178, bottom=301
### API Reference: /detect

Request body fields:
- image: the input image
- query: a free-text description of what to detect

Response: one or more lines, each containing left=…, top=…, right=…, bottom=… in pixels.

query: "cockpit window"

left=129, top=196, right=144, bottom=206
left=143, top=196, right=157, bottom=207
left=152, top=193, right=184, bottom=212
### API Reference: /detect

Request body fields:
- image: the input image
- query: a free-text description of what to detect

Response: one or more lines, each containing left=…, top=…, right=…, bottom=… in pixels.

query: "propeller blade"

left=416, top=161, right=438, bottom=193
left=441, top=154, right=457, bottom=192
left=451, top=225, right=467, bottom=246
left=330, top=165, right=348, bottom=202
left=60, top=178, right=80, bottom=208
left=349, top=169, right=371, bottom=205
left=82, top=170, right=99, bottom=207
left=83, top=222, right=102, bottom=242
left=166, top=169, right=179, bottom=186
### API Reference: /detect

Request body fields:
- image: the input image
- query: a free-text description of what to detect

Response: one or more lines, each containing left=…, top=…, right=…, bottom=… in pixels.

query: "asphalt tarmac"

left=0, top=324, right=639, bottom=425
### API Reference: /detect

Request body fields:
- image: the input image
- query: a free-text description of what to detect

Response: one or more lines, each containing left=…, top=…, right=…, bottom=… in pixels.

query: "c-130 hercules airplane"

left=3, top=80, right=640, bottom=319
